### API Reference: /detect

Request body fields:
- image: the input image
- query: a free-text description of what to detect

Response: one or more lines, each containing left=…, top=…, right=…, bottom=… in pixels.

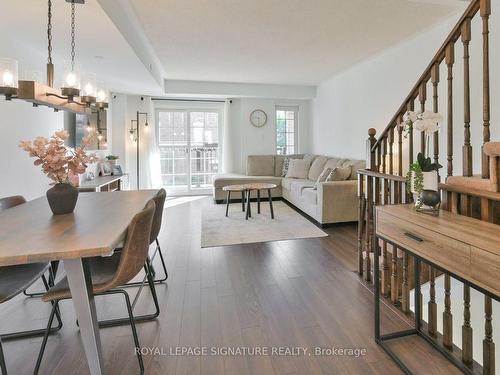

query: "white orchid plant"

left=401, top=111, right=444, bottom=196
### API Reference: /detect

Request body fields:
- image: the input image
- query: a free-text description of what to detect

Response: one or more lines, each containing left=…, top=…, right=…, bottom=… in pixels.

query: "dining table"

left=0, top=190, right=158, bottom=375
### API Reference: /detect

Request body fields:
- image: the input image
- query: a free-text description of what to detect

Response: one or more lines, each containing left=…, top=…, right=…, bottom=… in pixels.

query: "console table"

left=79, top=175, right=127, bottom=192
left=374, top=204, right=500, bottom=374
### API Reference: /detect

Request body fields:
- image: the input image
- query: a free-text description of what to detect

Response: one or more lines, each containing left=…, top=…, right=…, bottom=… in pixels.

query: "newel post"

left=367, top=128, right=377, bottom=171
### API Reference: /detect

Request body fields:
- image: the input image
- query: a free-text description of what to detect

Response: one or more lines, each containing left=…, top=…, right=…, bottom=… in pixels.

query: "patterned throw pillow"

left=281, top=157, right=291, bottom=177
left=326, top=166, right=352, bottom=182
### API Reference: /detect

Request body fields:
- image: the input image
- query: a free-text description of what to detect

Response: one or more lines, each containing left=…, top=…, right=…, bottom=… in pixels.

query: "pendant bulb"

left=46, top=63, right=54, bottom=87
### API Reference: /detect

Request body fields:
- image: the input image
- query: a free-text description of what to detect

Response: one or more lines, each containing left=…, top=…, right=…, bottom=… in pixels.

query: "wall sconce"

left=0, top=58, right=19, bottom=100
left=130, top=111, right=148, bottom=189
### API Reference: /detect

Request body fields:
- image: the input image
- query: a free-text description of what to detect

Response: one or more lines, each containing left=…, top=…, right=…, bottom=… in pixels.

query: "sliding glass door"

left=157, top=109, right=220, bottom=195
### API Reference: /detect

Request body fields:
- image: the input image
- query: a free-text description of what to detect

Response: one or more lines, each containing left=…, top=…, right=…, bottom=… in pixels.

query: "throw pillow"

left=285, top=159, right=311, bottom=179
left=281, top=157, right=291, bottom=177
left=326, top=166, right=351, bottom=182
left=313, top=167, right=333, bottom=190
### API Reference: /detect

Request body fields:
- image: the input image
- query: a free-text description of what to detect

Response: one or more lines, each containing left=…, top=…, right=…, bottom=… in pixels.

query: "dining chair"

left=34, top=200, right=156, bottom=375
left=0, top=196, right=63, bottom=375
left=124, top=188, right=168, bottom=286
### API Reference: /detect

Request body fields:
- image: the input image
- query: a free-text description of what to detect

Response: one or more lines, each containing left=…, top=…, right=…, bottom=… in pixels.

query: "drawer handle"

left=404, top=232, right=424, bottom=242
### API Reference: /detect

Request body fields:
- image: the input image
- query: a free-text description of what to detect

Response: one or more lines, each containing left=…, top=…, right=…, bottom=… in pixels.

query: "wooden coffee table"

left=222, top=185, right=247, bottom=217
left=222, top=183, right=277, bottom=220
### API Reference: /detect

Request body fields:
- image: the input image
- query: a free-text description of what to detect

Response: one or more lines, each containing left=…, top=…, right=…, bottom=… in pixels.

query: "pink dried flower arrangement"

left=19, top=130, right=98, bottom=185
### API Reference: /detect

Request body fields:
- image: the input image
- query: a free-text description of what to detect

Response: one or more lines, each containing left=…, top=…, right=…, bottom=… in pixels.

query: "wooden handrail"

left=357, top=169, right=406, bottom=182
left=371, top=0, right=481, bottom=150
left=439, top=183, right=500, bottom=202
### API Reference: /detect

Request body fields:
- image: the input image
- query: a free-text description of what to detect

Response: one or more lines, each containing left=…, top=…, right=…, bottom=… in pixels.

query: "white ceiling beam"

left=97, top=0, right=165, bottom=90
left=163, top=80, right=317, bottom=100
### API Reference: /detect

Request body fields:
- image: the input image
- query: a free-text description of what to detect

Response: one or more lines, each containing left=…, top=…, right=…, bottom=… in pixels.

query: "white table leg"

left=64, top=258, right=105, bottom=375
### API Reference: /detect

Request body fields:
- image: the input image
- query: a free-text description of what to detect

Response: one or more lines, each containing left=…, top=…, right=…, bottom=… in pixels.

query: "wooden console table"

left=374, top=204, right=500, bottom=375
left=79, top=175, right=127, bottom=192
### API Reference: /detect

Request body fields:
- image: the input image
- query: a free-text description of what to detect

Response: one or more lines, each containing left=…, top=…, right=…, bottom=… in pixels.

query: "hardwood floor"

left=0, top=197, right=462, bottom=374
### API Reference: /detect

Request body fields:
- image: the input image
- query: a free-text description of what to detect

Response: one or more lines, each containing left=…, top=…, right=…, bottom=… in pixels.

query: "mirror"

left=64, top=110, right=108, bottom=150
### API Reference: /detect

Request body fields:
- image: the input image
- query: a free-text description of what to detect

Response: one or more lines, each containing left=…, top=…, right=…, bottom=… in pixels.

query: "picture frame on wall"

left=100, top=161, right=112, bottom=176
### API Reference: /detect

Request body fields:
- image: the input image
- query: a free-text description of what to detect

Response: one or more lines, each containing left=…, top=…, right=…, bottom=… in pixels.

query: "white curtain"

left=139, top=97, right=162, bottom=189
left=221, top=98, right=233, bottom=173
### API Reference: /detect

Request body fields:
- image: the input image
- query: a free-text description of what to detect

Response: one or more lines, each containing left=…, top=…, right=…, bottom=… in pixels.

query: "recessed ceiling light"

left=95, top=55, right=104, bottom=59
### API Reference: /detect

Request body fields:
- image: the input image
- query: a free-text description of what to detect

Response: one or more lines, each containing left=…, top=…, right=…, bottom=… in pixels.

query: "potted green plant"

left=105, top=155, right=119, bottom=168
left=402, top=111, right=443, bottom=210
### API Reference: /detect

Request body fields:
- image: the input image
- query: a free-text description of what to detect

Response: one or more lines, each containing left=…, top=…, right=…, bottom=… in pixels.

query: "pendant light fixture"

left=0, top=0, right=108, bottom=114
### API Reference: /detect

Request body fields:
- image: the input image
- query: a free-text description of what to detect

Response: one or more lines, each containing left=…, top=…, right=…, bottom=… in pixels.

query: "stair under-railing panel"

left=357, top=0, right=499, bottom=373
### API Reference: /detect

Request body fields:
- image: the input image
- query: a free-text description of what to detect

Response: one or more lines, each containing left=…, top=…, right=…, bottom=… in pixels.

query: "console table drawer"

left=471, top=246, right=500, bottom=293
left=376, top=211, right=471, bottom=275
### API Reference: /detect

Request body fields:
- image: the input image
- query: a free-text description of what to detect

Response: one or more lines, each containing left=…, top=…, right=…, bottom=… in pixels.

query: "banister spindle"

left=401, top=253, right=409, bottom=312
left=462, top=284, right=473, bottom=365
left=431, top=63, right=440, bottom=175
left=462, top=18, right=473, bottom=177
left=407, top=101, right=415, bottom=165
left=365, top=128, right=377, bottom=282
left=398, top=114, right=403, bottom=177
left=446, top=43, right=455, bottom=177
left=428, top=267, right=437, bottom=337
left=419, top=82, right=427, bottom=154
left=481, top=0, right=491, bottom=179
left=483, top=295, right=495, bottom=375
left=389, top=127, right=394, bottom=175
left=357, top=174, right=365, bottom=276
left=443, top=274, right=453, bottom=349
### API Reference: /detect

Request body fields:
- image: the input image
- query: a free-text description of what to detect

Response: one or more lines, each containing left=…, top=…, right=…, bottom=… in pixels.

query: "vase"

left=422, top=171, right=438, bottom=191
left=46, top=183, right=79, bottom=215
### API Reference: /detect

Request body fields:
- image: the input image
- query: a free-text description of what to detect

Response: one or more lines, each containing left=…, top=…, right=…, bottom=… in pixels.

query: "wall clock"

left=250, top=109, right=267, bottom=128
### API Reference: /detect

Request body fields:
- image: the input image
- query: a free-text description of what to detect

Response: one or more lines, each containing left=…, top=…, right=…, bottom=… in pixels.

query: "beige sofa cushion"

left=339, top=159, right=366, bottom=180
left=274, top=154, right=303, bottom=177
left=302, top=188, right=317, bottom=205
left=286, top=159, right=311, bottom=179
left=326, top=166, right=351, bottom=181
left=308, top=156, right=329, bottom=181
left=290, top=179, right=316, bottom=197
left=324, top=157, right=342, bottom=170
left=247, top=155, right=275, bottom=176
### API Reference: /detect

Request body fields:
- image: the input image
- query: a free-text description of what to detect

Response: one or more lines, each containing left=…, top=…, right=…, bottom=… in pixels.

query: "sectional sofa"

left=212, top=154, right=365, bottom=225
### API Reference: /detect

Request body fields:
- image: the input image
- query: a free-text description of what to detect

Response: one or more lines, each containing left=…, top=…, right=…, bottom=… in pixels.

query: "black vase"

left=46, top=183, right=79, bottom=215
left=420, top=189, right=441, bottom=207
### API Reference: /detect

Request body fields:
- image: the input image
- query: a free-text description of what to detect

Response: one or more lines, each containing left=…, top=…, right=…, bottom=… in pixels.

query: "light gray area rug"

left=201, top=198, right=327, bottom=248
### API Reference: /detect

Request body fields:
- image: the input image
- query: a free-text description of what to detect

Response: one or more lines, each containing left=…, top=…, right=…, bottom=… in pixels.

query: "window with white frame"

left=275, top=106, right=298, bottom=155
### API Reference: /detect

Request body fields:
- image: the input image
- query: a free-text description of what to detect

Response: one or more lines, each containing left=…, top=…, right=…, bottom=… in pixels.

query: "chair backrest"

left=0, top=195, right=26, bottom=212
left=108, top=200, right=156, bottom=288
left=150, top=188, right=166, bottom=244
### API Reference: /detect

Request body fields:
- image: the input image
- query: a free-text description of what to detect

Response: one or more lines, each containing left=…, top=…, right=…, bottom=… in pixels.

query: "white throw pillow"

left=285, top=159, right=311, bottom=179
left=313, top=167, right=333, bottom=190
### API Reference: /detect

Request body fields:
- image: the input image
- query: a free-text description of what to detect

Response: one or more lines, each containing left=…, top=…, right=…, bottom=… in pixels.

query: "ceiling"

left=0, top=0, right=162, bottom=95
left=128, top=0, right=468, bottom=86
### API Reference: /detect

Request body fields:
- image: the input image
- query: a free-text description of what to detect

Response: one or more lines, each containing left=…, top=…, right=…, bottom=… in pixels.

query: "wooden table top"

left=0, top=190, right=157, bottom=267
left=376, top=204, right=500, bottom=255
left=222, top=183, right=277, bottom=191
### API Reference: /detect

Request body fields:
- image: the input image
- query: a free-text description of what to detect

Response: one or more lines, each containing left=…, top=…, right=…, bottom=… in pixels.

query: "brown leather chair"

left=124, top=188, right=168, bottom=286
left=0, top=196, right=62, bottom=375
left=34, top=200, right=156, bottom=375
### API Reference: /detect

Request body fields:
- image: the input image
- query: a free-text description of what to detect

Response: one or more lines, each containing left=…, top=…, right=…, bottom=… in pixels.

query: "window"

left=276, top=106, right=298, bottom=155
left=157, top=109, right=220, bottom=194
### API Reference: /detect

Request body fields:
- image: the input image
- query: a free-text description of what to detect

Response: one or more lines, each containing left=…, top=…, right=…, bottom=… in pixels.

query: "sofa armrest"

left=317, top=180, right=358, bottom=223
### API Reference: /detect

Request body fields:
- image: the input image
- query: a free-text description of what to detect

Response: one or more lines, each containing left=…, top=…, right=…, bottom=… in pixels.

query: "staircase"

left=357, top=0, right=499, bottom=373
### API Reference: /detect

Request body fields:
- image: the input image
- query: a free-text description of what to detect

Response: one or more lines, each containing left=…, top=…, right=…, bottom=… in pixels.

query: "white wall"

left=230, top=98, right=311, bottom=173
left=310, top=7, right=500, bottom=176
left=0, top=100, right=64, bottom=200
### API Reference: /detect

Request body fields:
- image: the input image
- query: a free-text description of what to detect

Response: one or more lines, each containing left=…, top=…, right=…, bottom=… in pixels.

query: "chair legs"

left=1, top=274, right=63, bottom=341
left=122, top=238, right=168, bottom=288
left=23, top=261, right=59, bottom=298
left=96, top=259, right=160, bottom=328
left=35, top=290, right=147, bottom=375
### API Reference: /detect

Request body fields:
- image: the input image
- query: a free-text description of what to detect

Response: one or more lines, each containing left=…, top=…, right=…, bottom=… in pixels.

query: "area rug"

left=201, top=198, right=327, bottom=248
